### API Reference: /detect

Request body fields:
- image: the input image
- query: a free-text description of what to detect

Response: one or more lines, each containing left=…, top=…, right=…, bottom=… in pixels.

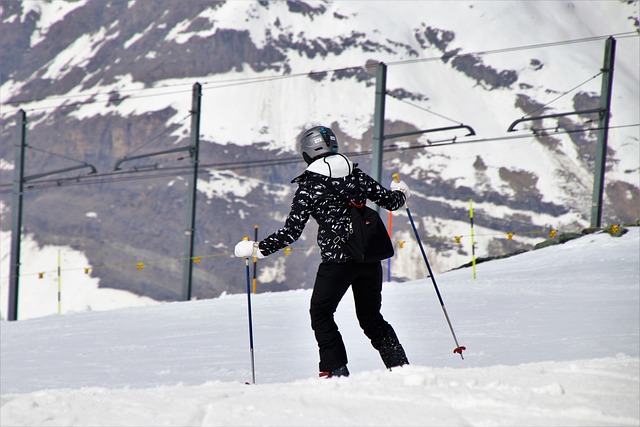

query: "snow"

left=17, top=0, right=89, bottom=47
left=40, top=25, right=120, bottom=81
left=0, top=230, right=158, bottom=321
left=1, top=227, right=638, bottom=426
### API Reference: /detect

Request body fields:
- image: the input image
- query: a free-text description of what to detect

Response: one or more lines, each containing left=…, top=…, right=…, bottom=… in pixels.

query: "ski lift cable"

left=3, top=123, right=635, bottom=194
left=2, top=32, right=636, bottom=116
left=385, top=92, right=465, bottom=125
left=125, top=112, right=193, bottom=158
left=522, top=72, right=604, bottom=119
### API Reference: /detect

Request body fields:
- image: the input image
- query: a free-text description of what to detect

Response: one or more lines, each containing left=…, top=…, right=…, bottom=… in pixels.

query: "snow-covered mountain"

left=1, top=1, right=639, bottom=306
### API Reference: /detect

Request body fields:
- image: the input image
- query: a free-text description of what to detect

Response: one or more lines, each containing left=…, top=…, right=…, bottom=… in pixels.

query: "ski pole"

left=393, top=174, right=466, bottom=359
left=243, top=237, right=257, bottom=384
left=252, top=224, right=259, bottom=294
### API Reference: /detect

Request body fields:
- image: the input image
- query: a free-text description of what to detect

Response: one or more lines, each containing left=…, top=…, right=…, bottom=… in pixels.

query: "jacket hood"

left=306, top=154, right=355, bottom=178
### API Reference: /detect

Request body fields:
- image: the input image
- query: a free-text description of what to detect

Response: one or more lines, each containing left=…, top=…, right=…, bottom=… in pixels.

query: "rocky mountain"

left=1, top=0, right=638, bottom=302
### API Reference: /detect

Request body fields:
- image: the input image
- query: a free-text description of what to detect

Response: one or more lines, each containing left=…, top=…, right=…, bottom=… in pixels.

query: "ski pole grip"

left=242, top=236, right=250, bottom=262
left=392, top=173, right=409, bottom=207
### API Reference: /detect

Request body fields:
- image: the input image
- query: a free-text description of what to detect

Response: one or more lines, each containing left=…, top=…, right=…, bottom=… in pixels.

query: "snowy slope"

left=1, top=227, right=638, bottom=426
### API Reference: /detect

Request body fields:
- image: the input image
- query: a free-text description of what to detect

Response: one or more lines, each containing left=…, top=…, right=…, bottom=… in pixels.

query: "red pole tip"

left=453, top=346, right=466, bottom=354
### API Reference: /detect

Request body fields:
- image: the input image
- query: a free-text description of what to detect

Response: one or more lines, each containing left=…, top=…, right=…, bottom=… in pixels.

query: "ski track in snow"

left=1, top=357, right=638, bottom=427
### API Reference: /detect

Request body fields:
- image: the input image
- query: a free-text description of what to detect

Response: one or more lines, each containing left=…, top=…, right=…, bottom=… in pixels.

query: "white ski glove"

left=234, top=240, right=266, bottom=259
left=390, top=179, right=410, bottom=199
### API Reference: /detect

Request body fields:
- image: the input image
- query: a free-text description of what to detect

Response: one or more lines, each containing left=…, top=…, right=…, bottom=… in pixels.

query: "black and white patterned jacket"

left=259, top=154, right=406, bottom=263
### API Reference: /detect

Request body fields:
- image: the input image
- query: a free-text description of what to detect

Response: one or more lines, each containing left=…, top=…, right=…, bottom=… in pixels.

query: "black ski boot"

left=319, top=365, right=350, bottom=378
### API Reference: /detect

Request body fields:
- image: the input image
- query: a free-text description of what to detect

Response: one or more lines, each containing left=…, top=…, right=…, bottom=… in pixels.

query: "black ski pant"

left=309, top=261, right=409, bottom=373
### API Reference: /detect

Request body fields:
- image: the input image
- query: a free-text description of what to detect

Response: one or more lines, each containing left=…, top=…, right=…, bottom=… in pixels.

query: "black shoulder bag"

left=324, top=182, right=394, bottom=263
left=344, top=202, right=395, bottom=262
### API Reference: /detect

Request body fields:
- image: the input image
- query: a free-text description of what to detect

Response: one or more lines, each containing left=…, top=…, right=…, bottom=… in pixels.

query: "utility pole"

left=507, top=38, right=616, bottom=227
left=113, top=83, right=202, bottom=301
left=182, top=82, right=202, bottom=300
left=590, top=36, right=616, bottom=228
left=371, top=62, right=387, bottom=211
left=371, top=62, right=475, bottom=186
left=8, top=109, right=27, bottom=321
left=7, top=110, right=98, bottom=321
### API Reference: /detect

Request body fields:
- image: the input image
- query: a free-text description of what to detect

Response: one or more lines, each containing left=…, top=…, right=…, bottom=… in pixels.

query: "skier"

left=234, top=125, right=410, bottom=378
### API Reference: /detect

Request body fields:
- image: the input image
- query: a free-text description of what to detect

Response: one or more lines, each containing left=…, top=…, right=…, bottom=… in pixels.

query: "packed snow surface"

left=1, top=228, right=639, bottom=426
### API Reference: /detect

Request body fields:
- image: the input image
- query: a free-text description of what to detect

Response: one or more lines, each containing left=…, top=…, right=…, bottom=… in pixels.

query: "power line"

left=386, top=92, right=465, bottom=125
left=523, top=72, right=603, bottom=118
left=2, top=123, right=636, bottom=194
left=5, top=32, right=628, bottom=185
left=26, top=145, right=92, bottom=166
left=2, top=32, right=636, bottom=115
left=385, top=32, right=638, bottom=68
left=125, top=112, right=193, bottom=157
left=1, top=33, right=636, bottom=193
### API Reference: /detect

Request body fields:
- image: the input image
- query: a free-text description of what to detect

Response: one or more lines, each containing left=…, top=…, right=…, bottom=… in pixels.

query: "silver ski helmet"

left=299, top=126, right=339, bottom=164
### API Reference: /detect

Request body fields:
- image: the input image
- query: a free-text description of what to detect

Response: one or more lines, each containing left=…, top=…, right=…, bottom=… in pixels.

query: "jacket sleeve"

left=258, top=184, right=314, bottom=256
left=359, top=170, right=406, bottom=211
